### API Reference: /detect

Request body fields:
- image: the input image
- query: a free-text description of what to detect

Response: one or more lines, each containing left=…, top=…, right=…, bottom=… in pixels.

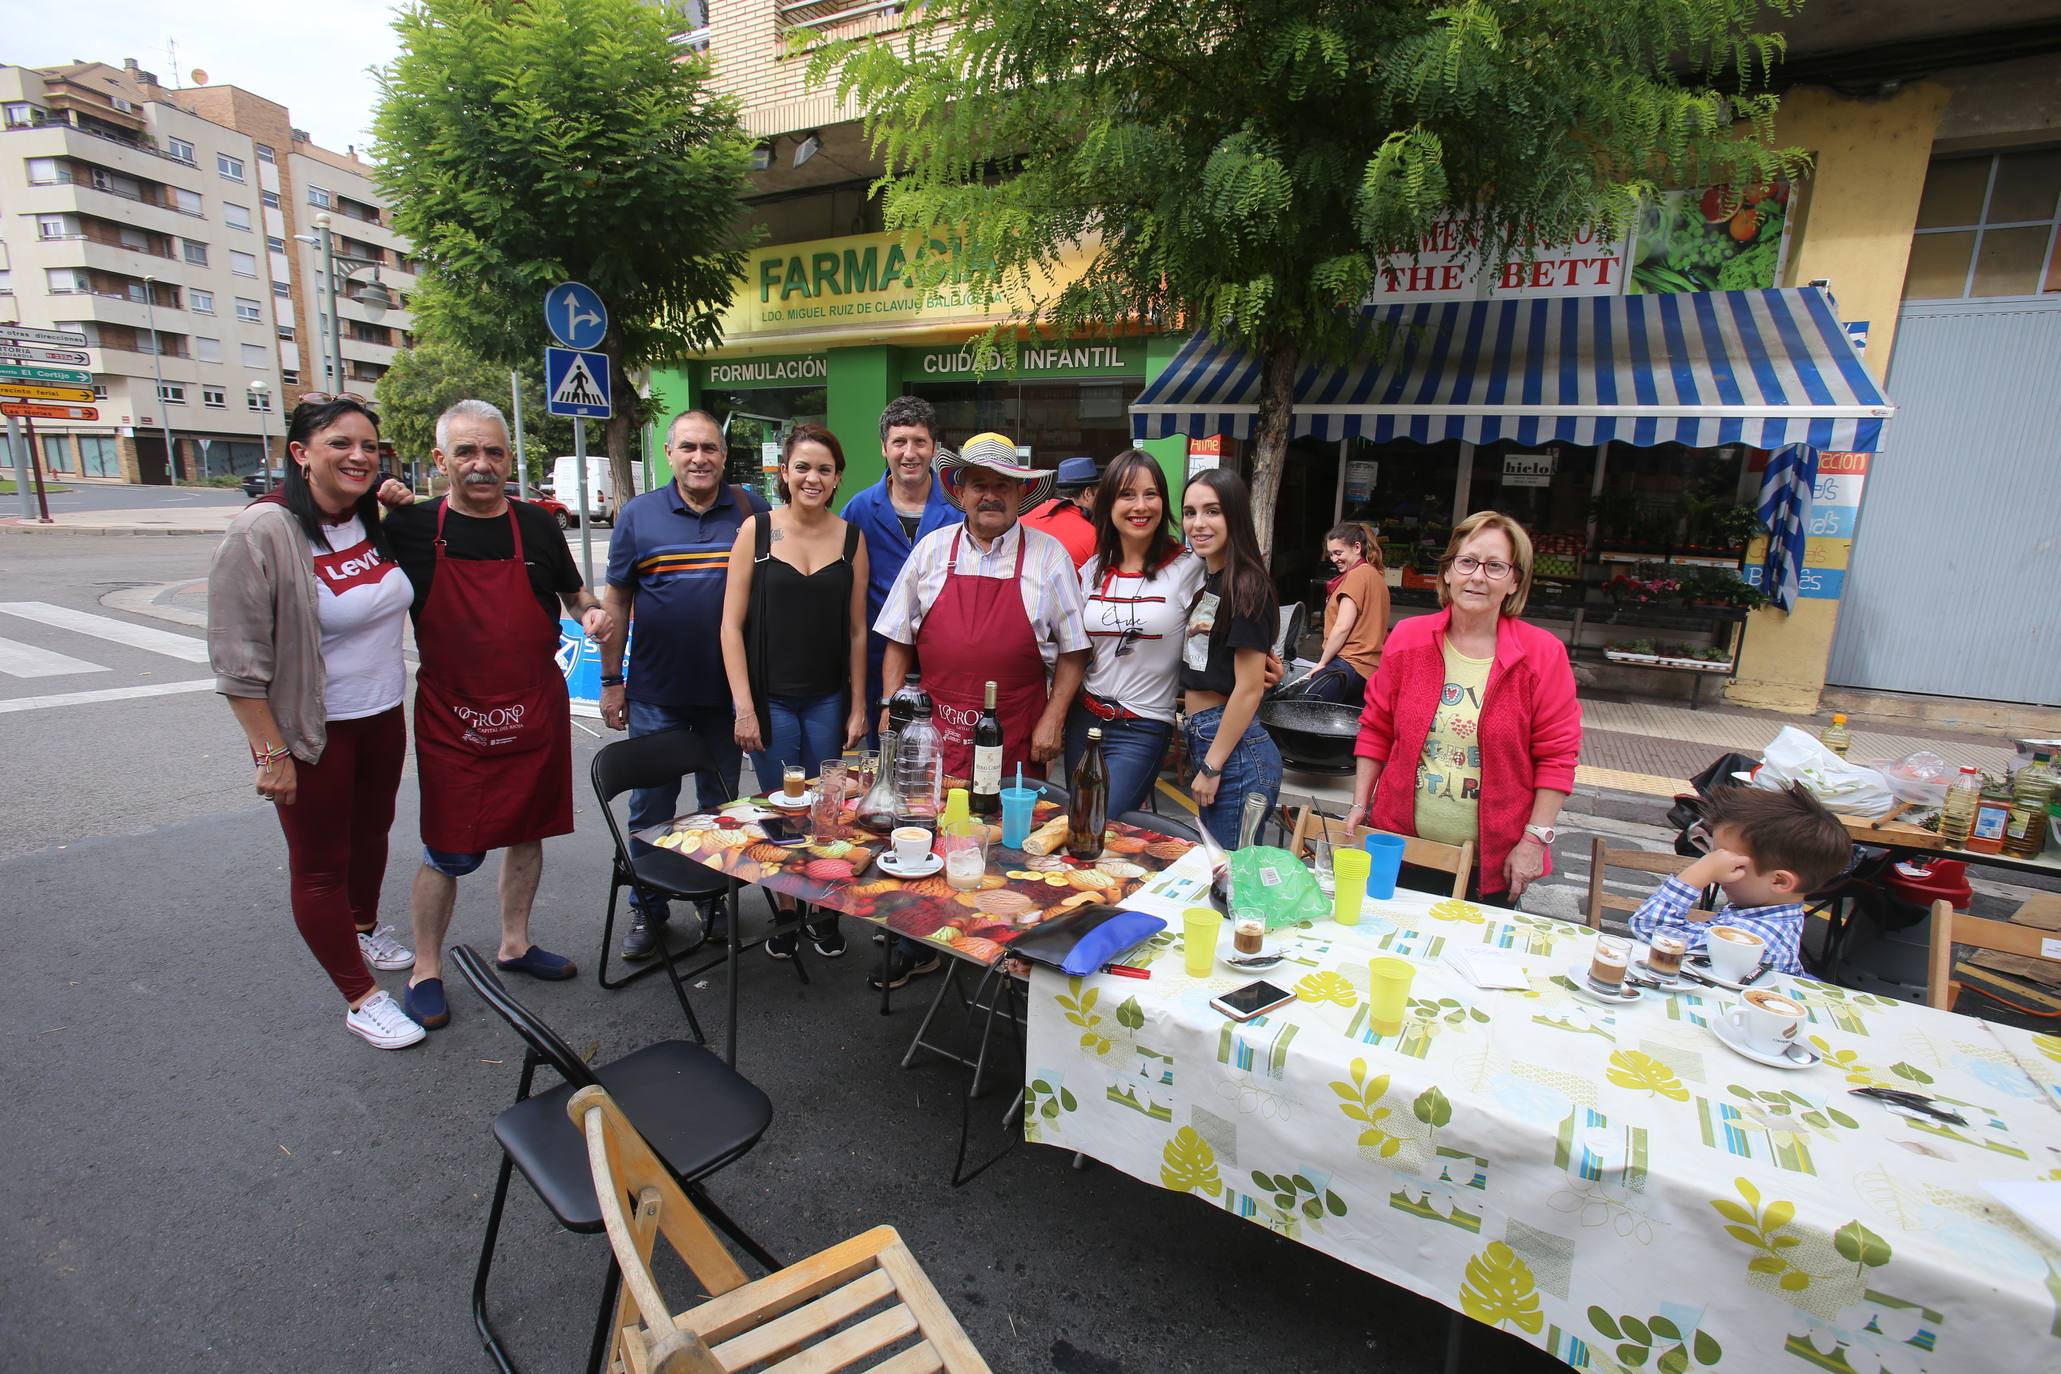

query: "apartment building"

left=0, top=58, right=414, bottom=485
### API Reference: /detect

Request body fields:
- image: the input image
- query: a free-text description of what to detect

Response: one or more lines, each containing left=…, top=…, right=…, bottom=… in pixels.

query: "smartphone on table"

left=1210, top=979, right=1295, bottom=1022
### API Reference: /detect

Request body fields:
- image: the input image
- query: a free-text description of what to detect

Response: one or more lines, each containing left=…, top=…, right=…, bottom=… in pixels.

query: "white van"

left=550, top=455, right=615, bottom=527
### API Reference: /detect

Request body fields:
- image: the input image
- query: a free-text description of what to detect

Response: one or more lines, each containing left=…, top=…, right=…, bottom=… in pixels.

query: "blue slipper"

left=497, top=945, right=578, bottom=981
left=404, top=977, right=450, bottom=1030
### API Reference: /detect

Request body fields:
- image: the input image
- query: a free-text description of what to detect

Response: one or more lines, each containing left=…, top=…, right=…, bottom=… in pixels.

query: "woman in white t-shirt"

left=1063, top=450, right=1205, bottom=817
left=209, top=396, right=421, bottom=1051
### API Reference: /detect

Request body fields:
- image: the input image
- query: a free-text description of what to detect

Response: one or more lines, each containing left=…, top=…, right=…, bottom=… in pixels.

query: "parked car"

left=241, top=469, right=285, bottom=498
left=505, top=482, right=573, bottom=529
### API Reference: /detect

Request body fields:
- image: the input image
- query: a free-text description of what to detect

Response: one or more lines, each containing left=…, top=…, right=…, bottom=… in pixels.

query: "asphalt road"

left=2, top=532, right=2050, bottom=1372
left=11, top=480, right=251, bottom=515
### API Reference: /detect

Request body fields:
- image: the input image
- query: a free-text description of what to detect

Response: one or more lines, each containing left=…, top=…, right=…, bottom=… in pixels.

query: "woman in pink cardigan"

left=1344, top=511, right=1581, bottom=902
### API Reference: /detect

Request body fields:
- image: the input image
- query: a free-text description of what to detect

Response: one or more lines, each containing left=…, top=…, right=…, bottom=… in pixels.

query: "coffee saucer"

left=1565, top=964, right=1642, bottom=1005
left=1709, top=1014, right=1819, bottom=1070
left=1631, top=959, right=1695, bottom=993
left=876, top=850, right=943, bottom=879
left=1684, top=955, right=1770, bottom=993
left=767, top=790, right=817, bottom=811
left=1222, top=936, right=1287, bottom=970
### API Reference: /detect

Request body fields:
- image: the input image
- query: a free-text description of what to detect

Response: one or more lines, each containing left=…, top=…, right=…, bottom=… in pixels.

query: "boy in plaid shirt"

left=1629, top=784, right=1852, bottom=976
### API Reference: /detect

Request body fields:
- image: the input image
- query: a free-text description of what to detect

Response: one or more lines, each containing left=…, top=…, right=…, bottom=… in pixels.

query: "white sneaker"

left=357, top=923, right=415, bottom=971
left=345, top=991, right=426, bottom=1050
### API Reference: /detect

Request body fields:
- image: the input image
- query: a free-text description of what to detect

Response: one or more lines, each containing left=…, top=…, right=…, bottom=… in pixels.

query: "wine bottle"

left=1066, top=727, right=1108, bottom=860
left=971, top=680, right=1003, bottom=817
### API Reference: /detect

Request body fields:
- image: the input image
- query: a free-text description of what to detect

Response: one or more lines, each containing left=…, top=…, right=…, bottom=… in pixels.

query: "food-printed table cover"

left=636, top=796, right=1194, bottom=962
left=1025, top=857, right=2061, bottom=1374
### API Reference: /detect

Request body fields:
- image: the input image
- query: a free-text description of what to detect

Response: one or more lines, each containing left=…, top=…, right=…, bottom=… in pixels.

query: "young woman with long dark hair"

left=209, top=396, right=422, bottom=1049
left=1064, top=449, right=1204, bottom=816
left=1307, top=520, right=1390, bottom=704
left=1178, top=469, right=1283, bottom=846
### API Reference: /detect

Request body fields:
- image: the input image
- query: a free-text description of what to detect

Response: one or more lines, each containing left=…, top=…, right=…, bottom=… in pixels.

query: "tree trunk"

left=601, top=332, right=635, bottom=502
left=1246, top=334, right=1301, bottom=561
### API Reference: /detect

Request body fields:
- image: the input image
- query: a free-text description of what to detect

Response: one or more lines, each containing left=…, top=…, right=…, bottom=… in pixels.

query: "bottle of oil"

left=2003, top=750, right=2056, bottom=859
left=1065, top=727, right=1108, bottom=861
left=1940, top=766, right=1981, bottom=848
left=1819, top=713, right=1852, bottom=757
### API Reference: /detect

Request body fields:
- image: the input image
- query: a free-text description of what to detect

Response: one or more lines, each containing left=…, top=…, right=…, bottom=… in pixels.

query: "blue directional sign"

left=544, top=346, right=611, bottom=419
left=545, top=281, right=608, bottom=351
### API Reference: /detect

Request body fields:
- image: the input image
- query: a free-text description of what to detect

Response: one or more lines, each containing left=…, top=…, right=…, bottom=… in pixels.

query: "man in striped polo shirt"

left=599, top=409, right=770, bottom=958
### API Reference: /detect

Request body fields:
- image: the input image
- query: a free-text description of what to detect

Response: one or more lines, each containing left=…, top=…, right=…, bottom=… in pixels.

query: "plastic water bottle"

left=891, top=685, right=943, bottom=829
left=1819, top=713, right=1852, bottom=757
left=1940, top=766, right=1982, bottom=847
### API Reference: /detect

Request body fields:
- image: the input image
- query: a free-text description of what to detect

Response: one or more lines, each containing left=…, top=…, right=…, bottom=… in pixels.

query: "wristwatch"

left=600, top=674, right=625, bottom=688
left=1196, top=760, right=1222, bottom=779
left=1523, top=824, right=1557, bottom=846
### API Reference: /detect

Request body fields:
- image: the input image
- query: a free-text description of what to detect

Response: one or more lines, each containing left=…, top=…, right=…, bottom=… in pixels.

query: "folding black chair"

left=448, top=946, right=778, bottom=1374
left=1116, top=807, right=1199, bottom=843
left=591, top=727, right=808, bottom=1059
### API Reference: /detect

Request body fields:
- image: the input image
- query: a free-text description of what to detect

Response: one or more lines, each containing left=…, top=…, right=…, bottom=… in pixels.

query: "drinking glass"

left=941, top=819, right=990, bottom=892
left=782, top=764, right=807, bottom=800
left=1363, top=831, right=1406, bottom=900
left=812, top=771, right=848, bottom=840
left=1307, top=816, right=1336, bottom=896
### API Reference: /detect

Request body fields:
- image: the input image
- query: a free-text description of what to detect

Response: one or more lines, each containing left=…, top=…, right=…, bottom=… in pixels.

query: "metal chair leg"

left=471, top=1153, right=520, bottom=1374
left=900, top=963, right=965, bottom=1069
left=688, top=1181, right=783, bottom=1273
left=1444, top=1308, right=1464, bottom=1374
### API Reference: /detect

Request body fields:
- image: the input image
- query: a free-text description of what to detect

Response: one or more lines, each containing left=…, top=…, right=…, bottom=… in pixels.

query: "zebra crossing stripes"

left=0, top=601, right=209, bottom=667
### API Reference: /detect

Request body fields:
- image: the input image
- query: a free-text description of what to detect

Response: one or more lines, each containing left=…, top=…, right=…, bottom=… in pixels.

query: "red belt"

left=1079, top=691, right=1141, bottom=723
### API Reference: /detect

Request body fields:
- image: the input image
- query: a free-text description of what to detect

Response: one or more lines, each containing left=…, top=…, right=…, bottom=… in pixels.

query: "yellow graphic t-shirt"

left=1413, top=640, right=1493, bottom=847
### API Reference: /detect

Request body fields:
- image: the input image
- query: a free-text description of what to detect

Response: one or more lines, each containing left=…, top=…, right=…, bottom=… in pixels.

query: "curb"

left=0, top=519, right=223, bottom=537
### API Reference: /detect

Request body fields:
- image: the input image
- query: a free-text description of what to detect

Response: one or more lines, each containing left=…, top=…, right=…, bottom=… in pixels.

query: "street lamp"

left=140, top=273, right=179, bottom=480
left=293, top=212, right=393, bottom=394
left=249, top=379, right=272, bottom=492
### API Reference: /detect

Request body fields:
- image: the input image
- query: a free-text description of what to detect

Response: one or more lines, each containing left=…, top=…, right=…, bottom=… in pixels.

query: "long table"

left=1025, top=861, right=2061, bottom=1373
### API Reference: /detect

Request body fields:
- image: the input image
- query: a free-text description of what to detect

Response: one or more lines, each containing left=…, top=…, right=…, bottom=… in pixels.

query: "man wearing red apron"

left=376, top=400, right=613, bottom=1031
left=873, top=432, right=1090, bottom=988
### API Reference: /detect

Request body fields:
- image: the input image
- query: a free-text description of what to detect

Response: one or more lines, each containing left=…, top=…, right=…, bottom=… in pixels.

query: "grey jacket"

left=208, top=501, right=330, bottom=763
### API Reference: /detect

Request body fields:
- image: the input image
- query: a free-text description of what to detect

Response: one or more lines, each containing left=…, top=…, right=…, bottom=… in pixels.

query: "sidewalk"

left=0, top=506, right=236, bottom=535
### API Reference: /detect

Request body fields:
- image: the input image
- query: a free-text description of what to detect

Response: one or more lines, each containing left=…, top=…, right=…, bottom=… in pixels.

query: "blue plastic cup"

left=1000, top=786, right=1038, bottom=849
left=1363, top=832, right=1407, bottom=901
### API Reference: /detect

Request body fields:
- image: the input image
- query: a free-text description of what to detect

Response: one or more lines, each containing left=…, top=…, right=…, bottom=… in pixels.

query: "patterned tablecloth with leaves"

left=1024, top=857, right=2061, bottom=1373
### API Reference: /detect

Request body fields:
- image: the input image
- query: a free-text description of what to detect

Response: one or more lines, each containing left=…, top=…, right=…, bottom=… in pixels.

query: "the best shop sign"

left=1367, top=219, right=1632, bottom=302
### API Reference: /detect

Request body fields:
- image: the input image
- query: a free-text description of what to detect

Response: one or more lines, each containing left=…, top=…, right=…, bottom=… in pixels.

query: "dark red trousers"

left=274, top=707, right=406, bottom=1003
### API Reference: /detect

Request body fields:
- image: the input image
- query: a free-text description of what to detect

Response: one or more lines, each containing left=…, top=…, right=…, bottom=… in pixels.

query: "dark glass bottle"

left=971, top=680, right=1003, bottom=817
left=1066, top=726, right=1108, bottom=860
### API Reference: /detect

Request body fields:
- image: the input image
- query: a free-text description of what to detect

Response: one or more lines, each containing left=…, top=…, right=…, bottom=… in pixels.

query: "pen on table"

left=1103, top=963, right=1150, bottom=979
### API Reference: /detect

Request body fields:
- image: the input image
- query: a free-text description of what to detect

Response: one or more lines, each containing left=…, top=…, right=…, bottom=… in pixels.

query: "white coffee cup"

left=1725, top=987, right=1805, bottom=1055
left=1705, top=924, right=1766, bottom=982
left=892, top=826, right=933, bottom=868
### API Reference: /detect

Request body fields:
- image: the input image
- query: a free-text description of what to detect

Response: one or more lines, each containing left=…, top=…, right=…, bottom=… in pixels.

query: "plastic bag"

left=1228, top=845, right=1333, bottom=930
left=1754, top=725, right=1896, bottom=817
left=1876, top=751, right=1952, bottom=810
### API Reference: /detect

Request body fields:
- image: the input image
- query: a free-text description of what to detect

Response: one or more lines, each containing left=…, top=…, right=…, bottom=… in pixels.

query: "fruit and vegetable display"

left=1630, top=180, right=1792, bottom=295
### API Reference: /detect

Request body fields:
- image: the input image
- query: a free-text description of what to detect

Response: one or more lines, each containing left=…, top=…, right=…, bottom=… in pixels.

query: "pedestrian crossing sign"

left=544, top=346, right=611, bottom=419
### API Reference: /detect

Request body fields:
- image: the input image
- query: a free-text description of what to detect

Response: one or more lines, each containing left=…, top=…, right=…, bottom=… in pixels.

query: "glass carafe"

left=892, top=689, right=943, bottom=829
left=856, top=673, right=923, bottom=831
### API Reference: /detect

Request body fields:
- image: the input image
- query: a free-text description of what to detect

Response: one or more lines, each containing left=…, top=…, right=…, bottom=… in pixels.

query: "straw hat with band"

left=936, top=433, right=1055, bottom=515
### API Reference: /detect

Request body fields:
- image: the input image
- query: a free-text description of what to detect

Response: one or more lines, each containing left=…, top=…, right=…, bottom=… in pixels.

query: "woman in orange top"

left=1306, top=522, right=1389, bottom=705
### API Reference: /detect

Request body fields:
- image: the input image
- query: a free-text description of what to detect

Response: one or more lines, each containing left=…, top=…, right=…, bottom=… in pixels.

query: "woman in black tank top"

left=719, top=425, right=872, bottom=954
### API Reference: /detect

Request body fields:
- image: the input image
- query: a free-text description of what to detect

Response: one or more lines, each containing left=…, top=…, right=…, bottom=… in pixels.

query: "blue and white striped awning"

left=1131, top=287, right=1894, bottom=453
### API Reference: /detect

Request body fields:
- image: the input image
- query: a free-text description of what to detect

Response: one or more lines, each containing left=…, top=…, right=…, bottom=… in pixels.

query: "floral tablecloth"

left=1025, top=856, right=2061, bottom=1373
left=634, top=797, right=1195, bottom=959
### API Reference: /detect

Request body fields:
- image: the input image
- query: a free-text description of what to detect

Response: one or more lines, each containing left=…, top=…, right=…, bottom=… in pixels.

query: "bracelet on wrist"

left=251, top=742, right=289, bottom=765
left=600, top=674, right=624, bottom=687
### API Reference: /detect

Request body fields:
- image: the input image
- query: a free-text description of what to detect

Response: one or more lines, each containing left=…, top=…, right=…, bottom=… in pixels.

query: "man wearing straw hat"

left=875, top=433, right=1090, bottom=784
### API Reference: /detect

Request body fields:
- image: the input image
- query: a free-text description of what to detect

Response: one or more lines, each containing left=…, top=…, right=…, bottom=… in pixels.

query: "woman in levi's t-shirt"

left=1062, top=449, right=1205, bottom=818
left=209, top=396, right=421, bottom=1051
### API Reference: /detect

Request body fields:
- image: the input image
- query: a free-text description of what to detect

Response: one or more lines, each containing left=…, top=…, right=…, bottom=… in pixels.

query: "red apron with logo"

left=413, top=499, right=573, bottom=853
left=914, top=528, right=1050, bottom=781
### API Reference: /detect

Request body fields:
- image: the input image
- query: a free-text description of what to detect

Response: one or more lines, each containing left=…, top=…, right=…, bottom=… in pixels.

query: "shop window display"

left=700, top=386, right=828, bottom=504
left=909, top=378, right=1142, bottom=467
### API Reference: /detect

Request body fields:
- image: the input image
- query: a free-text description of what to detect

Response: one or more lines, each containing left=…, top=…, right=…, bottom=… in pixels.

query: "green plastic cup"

left=1332, top=847, right=1371, bottom=926
left=1181, top=907, right=1223, bottom=979
left=1368, top=956, right=1415, bottom=1034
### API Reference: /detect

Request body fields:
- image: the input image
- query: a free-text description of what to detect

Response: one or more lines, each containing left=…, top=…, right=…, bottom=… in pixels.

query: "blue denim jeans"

left=1063, top=705, right=1174, bottom=820
left=628, top=699, right=743, bottom=919
left=747, top=690, right=847, bottom=797
left=1182, top=704, right=1283, bottom=849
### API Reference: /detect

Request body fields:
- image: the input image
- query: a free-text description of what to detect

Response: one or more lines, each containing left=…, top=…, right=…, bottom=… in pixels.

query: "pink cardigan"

left=1354, top=609, right=1582, bottom=895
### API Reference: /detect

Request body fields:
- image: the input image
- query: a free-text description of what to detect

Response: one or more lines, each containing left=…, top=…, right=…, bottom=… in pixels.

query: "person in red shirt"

left=1020, top=455, right=1098, bottom=567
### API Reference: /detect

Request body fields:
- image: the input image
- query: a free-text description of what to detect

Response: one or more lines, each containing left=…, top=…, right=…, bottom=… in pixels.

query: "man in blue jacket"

left=839, top=395, right=958, bottom=732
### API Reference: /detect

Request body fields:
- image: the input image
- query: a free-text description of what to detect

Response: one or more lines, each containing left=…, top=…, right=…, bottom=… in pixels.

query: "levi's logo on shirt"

left=315, top=539, right=395, bottom=594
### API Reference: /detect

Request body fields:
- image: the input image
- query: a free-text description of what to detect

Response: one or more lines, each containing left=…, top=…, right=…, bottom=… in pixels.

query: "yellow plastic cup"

left=1332, top=847, right=1371, bottom=926
left=1181, top=907, right=1223, bottom=979
left=1368, top=956, right=1415, bottom=1034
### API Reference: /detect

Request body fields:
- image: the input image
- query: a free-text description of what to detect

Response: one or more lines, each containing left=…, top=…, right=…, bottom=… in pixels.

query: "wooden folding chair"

left=570, top=1085, right=992, bottom=1374
left=1927, top=897, right=2061, bottom=1012
left=1585, top=838, right=1702, bottom=932
left=1286, top=807, right=1474, bottom=899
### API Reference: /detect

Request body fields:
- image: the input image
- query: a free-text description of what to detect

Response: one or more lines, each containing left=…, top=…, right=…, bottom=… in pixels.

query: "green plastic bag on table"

left=1227, top=845, right=1330, bottom=930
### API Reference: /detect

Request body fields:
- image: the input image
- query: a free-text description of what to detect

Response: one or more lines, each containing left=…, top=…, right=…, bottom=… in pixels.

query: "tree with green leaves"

left=373, top=0, right=756, bottom=499
left=374, top=327, right=572, bottom=481
left=815, top=0, right=1805, bottom=554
